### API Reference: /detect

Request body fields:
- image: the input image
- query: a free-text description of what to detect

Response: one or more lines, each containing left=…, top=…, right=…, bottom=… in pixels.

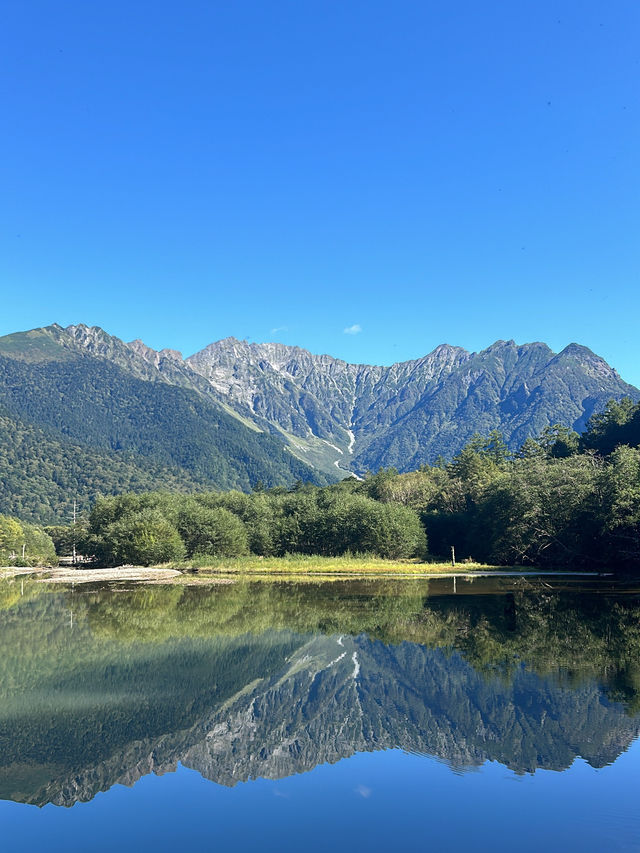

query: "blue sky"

left=1, top=1, right=639, bottom=382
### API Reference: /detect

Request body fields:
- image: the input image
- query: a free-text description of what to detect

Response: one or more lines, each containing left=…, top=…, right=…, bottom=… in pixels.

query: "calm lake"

left=1, top=574, right=639, bottom=852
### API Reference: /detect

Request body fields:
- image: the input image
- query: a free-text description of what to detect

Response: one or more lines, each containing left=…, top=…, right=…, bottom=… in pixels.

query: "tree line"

left=369, top=397, right=640, bottom=569
left=51, top=486, right=427, bottom=566
left=40, top=396, right=640, bottom=570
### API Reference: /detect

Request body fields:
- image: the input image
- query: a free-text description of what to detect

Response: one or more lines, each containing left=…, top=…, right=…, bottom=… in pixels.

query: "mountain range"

left=0, top=323, right=637, bottom=522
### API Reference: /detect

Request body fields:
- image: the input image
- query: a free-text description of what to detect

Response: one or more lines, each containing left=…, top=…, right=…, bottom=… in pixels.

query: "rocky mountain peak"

left=3, top=323, right=637, bottom=486
left=127, top=338, right=183, bottom=367
left=178, top=334, right=640, bottom=475
left=552, top=343, right=621, bottom=384
left=65, top=324, right=126, bottom=356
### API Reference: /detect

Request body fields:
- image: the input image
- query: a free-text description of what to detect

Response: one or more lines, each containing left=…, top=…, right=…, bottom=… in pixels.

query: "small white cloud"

left=273, top=788, right=290, bottom=799
left=270, top=326, right=288, bottom=335
left=344, top=324, right=362, bottom=335
left=355, top=784, right=372, bottom=798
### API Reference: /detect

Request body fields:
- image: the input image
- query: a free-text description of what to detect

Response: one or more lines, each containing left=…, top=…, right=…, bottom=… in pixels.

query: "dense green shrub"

left=176, top=502, right=249, bottom=558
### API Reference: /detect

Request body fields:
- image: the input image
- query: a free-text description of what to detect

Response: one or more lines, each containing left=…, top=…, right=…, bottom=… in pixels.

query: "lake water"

left=1, top=574, right=639, bottom=851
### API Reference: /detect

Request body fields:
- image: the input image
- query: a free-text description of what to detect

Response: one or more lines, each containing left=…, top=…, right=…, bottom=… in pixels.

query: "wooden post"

left=72, top=500, right=77, bottom=566
left=451, top=545, right=456, bottom=568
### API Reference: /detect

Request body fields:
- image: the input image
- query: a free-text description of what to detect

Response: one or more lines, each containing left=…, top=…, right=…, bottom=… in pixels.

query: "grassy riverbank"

left=163, top=554, right=499, bottom=576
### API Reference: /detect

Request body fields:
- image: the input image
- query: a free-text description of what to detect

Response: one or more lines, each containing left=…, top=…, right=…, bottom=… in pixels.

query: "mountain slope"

left=187, top=336, right=639, bottom=474
left=0, top=326, right=331, bottom=522
left=0, top=411, right=210, bottom=524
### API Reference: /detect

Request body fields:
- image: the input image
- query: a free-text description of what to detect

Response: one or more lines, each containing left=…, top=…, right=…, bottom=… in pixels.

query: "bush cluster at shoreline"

left=62, top=487, right=427, bottom=567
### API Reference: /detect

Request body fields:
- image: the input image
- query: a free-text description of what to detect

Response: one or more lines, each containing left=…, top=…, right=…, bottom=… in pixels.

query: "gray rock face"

left=185, top=336, right=639, bottom=474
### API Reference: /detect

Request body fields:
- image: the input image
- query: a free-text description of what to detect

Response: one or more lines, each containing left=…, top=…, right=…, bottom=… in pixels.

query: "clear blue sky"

left=1, top=1, right=638, bottom=382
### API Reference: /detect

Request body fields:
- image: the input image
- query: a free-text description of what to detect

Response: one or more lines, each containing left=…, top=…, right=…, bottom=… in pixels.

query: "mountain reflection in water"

left=0, top=575, right=639, bottom=808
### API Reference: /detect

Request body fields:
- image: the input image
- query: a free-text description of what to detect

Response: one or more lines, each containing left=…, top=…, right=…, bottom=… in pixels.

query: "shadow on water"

left=0, top=574, right=639, bottom=807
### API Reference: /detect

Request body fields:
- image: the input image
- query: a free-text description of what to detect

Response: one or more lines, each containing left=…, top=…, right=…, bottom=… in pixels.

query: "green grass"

left=163, top=553, right=501, bottom=576
left=0, top=328, right=74, bottom=363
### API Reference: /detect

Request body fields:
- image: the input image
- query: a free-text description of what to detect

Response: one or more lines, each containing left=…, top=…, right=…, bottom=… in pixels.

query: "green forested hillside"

left=0, top=335, right=330, bottom=522
left=0, top=353, right=327, bottom=484
left=0, top=412, right=210, bottom=523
